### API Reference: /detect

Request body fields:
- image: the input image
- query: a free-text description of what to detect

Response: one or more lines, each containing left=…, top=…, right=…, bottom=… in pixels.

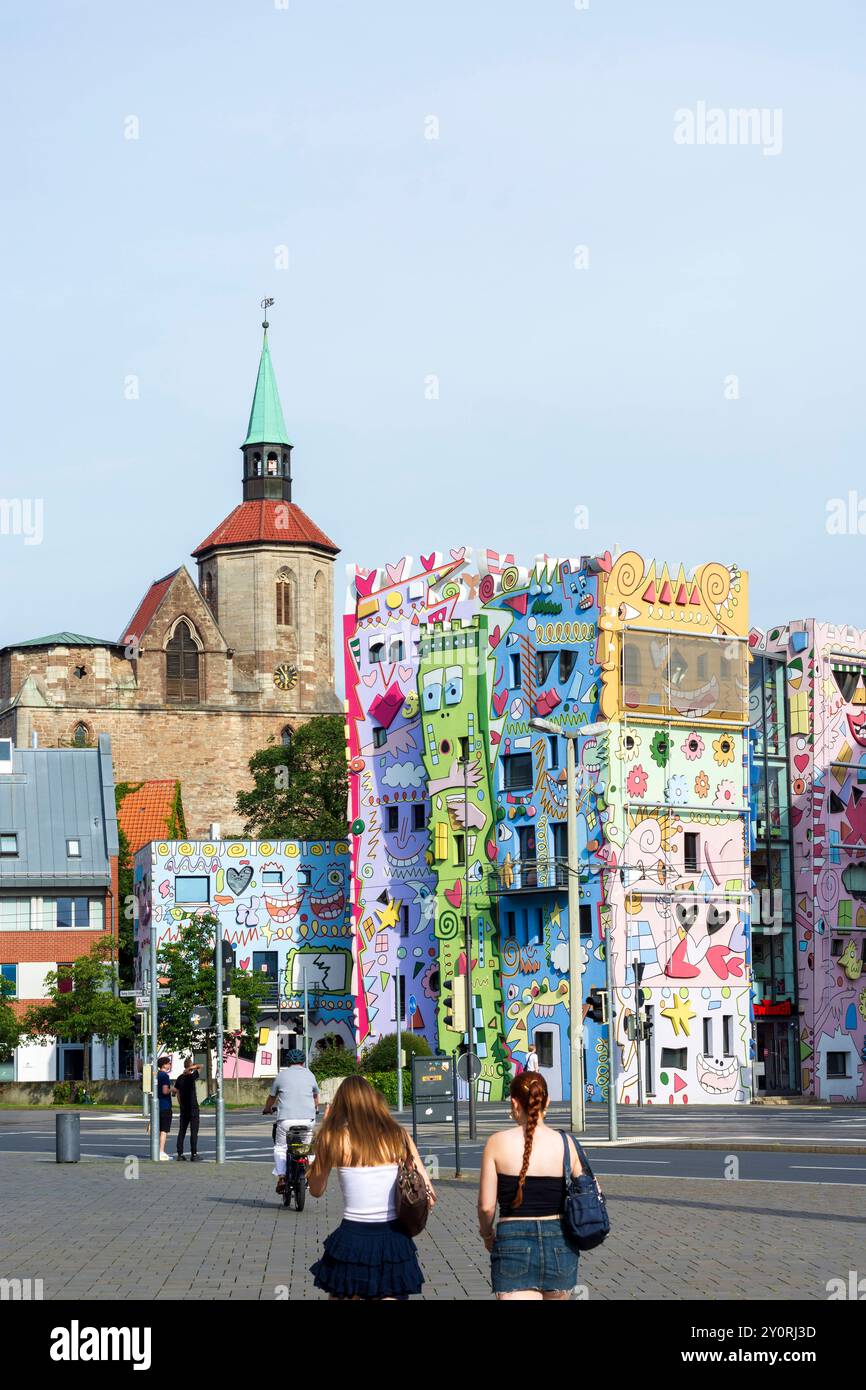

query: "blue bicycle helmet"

left=284, top=1048, right=306, bottom=1066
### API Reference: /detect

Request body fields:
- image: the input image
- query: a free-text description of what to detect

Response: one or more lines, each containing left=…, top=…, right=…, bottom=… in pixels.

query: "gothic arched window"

left=72, top=722, right=90, bottom=748
left=276, top=569, right=296, bottom=627
left=281, top=725, right=293, bottom=748
left=166, top=620, right=200, bottom=704
left=314, top=571, right=327, bottom=651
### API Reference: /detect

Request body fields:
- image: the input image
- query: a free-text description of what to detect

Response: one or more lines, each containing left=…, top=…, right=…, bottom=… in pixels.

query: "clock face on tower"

left=273, top=662, right=298, bottom=692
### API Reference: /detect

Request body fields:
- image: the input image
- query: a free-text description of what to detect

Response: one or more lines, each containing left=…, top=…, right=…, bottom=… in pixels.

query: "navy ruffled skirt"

left=310, top=1219, right=424, bottom=1299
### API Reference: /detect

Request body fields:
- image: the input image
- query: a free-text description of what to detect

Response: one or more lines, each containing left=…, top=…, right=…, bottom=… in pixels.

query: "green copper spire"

left=243, top=310, right=291, bottom=448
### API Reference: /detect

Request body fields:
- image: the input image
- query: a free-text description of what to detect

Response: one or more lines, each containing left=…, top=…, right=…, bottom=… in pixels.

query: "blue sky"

left=1, top=0, right=864, bottom=647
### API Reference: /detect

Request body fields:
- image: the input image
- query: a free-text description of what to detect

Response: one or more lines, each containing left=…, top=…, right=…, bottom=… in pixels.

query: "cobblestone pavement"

left=1, top=1153, right=864, bottom=1301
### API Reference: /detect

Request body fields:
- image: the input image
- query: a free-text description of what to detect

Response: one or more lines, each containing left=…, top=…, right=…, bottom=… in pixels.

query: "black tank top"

left=497, top=1171, right=565, bottom=1219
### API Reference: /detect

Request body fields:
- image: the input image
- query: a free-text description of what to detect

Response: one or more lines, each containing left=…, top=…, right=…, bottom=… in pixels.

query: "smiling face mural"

left=343, top=546, right=753, bottom=1103
left=134, top=838, right=354, bottom=1072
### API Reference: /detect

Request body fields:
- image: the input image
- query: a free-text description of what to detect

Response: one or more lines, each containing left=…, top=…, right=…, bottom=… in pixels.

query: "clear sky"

left=1, top=0, right=864, bottom=652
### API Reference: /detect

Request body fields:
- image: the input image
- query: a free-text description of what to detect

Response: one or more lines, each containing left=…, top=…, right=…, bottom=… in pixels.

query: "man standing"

left=172, top=1058, right=201, bottom=1162
left=263, top=1049, right=319, bottom=1193
left=525, top=1043, right=540, bottom=1074
left=156, top=1055, right=173, bottom=1160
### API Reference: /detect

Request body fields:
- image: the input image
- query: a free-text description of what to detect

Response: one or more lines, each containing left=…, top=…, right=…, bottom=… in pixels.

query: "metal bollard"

left=56, top=1111, right=80, bottom=1163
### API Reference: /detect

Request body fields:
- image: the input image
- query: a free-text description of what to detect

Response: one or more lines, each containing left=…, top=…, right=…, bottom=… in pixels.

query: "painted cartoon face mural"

left=753, top=621, right=866, bottom=1101
left=344, top=546, right=753, bottom=1104
left=134, top=839, right=354, bottom=1073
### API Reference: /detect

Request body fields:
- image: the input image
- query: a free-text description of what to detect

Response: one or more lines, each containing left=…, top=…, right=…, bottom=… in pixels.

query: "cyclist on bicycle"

left=264, top=1048, right=320, bottom=1193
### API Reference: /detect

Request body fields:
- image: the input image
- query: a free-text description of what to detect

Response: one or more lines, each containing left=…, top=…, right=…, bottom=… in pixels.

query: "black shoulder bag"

left=560, top=1131, right=610, bottom=1251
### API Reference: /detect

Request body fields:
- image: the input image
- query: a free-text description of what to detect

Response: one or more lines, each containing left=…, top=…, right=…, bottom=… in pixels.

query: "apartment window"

left=400, top=904, right=410, bottom=937
left=0, top=964, right=16, bottom=997
left=702, top=1018, right=713, bottom=1055
left=548, top=735, right=560, bottom=769
left=827, top=1051, right=849, bottom=1079
left=684, top=833, right=699, bottom=874
left=55, top=897, right=98, bottom=930
left=532, top=908, right=544, bottom=943
left=298, top=868, right=312, bottom=887
left=830, top=939, right=844, bottom=958
left=66, top=839, right=81, bottom=858
left=372, top=727, right=387, bottom=749
left=369, top=639, right=385, bottom=665
left=534, top=1031, right=554, bottom=1070
left=536, top=651, right=557, bottom=685
left=661, top=1048, right=688, bottom=1070
left=510, top=654, right=521, bottom=688
left=165, top=621, right=200, bottom=704
left=390, top=638, right=405, bottom=662
left=0, top=739, right=12, bottom=764
left=558, top=650, right=577, bottom=684
left=386, top=806, right=399, bottom=833
left=262, top=869, right=283, bottom=885
left=434, top=822, right=448, bottom=860
left=454, top=834, right=466, bottom=866
left=412, top=804, right=426, bottom=831
left=503, top=753, right=533, bottom=792
left=0, top=899, right=30, bottom=930
left=579, top=904, right=592, bottom=938
left=505, top=911, right=516, bottom=938
left=174, top=876, right=210, bottom=906
left=0, top=835, right=18, bottom=856
left=722, top=1015, right=733, bottom=1057
left=841, top=865, right=866, bottom=901
left=57, top=964, right=73, bottom=995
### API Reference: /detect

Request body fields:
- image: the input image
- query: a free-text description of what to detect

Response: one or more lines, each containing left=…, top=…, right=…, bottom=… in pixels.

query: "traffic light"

left=225, top=995, right=241, bottom=1032
left=441, top=973, right=467, bottom=1034
left=637, top=988, right=649, bottom=1011
left=585, top=987, right=608, bottom=1025
left=214, top=939, right=235, bottom=986
left=240, top=999, right=252, bottom=1030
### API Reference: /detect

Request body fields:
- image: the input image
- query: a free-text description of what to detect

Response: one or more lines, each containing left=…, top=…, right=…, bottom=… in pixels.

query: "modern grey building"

left=0, top=733, right=120, bottom=1082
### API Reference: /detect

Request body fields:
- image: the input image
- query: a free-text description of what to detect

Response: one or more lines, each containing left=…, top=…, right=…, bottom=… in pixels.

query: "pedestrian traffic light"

left=225, top=995, right=241, bottom=1032
left=441, top=973, right=467, bottom=1034
left=637, top=988, right=648, bottom=1010
left=239, top=999, right=252, bottom=1030
left=585, top=987, right=608, bottom=1025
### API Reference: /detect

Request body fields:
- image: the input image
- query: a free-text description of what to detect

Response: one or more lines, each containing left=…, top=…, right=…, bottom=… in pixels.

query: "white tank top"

left=338, top=1164, right=399, bottom=1223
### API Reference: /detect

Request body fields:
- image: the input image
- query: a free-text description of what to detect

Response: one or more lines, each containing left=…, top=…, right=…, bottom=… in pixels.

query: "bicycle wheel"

left=282, top=1172, right=293, bottom=1207
left=294, top=1176, right=307, bottom=1211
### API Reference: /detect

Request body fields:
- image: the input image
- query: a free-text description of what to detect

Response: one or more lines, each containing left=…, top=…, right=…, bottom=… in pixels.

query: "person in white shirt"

left=525, top=1044, right=540, bottom=1073
left=307, top=1074, right=435, bottom=1300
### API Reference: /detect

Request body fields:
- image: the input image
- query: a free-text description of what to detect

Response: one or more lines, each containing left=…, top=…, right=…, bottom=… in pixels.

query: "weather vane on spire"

left=261, top=296, right=274, bottom=330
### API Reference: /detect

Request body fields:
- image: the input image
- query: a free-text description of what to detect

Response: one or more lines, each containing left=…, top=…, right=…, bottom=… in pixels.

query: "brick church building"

left=0, top=317, right=340, bottom=835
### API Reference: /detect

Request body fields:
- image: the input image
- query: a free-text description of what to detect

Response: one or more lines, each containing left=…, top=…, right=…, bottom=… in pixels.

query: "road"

left=2, top=1102, right=866, bottom=1184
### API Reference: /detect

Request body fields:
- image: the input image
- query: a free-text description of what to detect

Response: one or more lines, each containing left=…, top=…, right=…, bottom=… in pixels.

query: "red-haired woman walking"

left=477, top=1073, right=582, bottom=1300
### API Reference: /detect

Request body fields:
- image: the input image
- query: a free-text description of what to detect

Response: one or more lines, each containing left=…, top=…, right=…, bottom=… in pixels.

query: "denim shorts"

left=491, top=1218, right=579, bottom=1294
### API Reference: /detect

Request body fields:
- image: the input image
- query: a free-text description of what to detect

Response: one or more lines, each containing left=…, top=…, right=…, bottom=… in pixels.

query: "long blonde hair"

left=315, top=1075, right=407, bottom=1170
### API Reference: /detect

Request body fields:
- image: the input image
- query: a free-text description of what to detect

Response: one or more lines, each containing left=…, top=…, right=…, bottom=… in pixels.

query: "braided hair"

left=509, top=1071, right=549, bottom=1209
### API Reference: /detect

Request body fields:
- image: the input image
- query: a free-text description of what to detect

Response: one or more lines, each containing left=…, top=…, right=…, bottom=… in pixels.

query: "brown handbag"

left=395, top=1140, right=430, bottom=1236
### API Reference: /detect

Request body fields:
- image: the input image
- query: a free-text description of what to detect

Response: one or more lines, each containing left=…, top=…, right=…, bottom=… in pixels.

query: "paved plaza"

left=1, top=1150, right=864, bottom=1301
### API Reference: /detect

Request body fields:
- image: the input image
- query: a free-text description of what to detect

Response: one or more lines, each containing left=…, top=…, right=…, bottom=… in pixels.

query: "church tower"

left=193, top=307, right=341, bottom=716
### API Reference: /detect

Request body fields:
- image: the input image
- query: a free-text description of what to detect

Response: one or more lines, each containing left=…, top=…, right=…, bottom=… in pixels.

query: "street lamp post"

left=530, top=717, right=605, bottom=1135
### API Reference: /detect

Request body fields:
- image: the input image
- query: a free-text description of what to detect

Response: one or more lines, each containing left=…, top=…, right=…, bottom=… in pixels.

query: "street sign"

left=413, top=1059, right=453, bottom=1098
left=135, top=995, right=150, bottom=1010
left=190, top=1007, right=213, bottom=1029
left=408, top=993, right=418, bottom=1015
left=456, top=1052, right=482, bottom=1084
left=119, top=989, right=139, bottom=997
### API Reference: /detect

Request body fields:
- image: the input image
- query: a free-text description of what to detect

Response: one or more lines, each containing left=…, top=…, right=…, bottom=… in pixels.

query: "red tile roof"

left=120, top=571, right=179, bottom=644
left=192, top=501, right=339, bottom=557
left=118, top=780, right=183, bottom=854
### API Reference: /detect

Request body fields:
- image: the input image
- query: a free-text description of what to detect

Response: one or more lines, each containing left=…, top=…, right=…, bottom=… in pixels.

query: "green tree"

left=359, top=1032, right=432, bottom=1073
left=0, top=975, right=22, bottom=1064
left=21, top=936, right=134, bottom=1087
left=235, top=715, right=348, bottom=840
left=156, top=913, right=269, bottom=1092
